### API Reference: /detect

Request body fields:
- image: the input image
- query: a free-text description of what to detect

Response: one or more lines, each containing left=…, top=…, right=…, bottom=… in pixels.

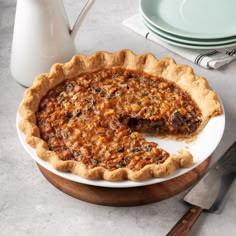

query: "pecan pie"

left=19, top=50, right=222, bottom=181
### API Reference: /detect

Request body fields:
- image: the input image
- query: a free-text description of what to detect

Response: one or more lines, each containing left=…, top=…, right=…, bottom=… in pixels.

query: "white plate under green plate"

left=144, top=21, right=236, bottom=49
left=140, top=0, right=236, bottom=39
left=17, top=101, right=225, bottom=188
left=142, top=15, right=236, bottom=45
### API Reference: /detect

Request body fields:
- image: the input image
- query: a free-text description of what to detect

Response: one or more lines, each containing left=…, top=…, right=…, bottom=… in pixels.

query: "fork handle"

left=166, top=206, right=203, bottom=236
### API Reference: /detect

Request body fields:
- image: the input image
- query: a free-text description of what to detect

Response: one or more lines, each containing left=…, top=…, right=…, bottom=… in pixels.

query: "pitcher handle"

left=70, top=0, right=96, bottom=40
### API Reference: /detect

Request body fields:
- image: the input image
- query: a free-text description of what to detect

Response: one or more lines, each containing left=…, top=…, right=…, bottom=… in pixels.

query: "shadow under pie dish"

left=18, top=49, right=223, bottom=182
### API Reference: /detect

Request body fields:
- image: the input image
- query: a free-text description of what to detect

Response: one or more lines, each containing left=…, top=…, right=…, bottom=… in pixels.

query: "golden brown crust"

left=19, top=49, right=222, bottom=181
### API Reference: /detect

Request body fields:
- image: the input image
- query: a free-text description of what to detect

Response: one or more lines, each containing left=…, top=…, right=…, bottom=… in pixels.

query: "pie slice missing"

left=19, top=50, right=222, bottom=181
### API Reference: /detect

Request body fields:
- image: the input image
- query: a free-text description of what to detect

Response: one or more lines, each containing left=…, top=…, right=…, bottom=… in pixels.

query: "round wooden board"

left=37, top=158, right=210, bottom=206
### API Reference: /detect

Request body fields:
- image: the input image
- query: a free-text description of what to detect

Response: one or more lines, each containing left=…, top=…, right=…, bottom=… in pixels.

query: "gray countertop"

left=0, top=0, right=236, bottom=235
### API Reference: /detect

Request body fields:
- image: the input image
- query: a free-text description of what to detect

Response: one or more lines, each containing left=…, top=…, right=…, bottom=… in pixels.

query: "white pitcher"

left=10, top=0, right=96, bottom=87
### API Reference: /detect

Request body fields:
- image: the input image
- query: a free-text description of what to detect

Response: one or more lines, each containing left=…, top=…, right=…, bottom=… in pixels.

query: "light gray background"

left=0, top=0, right=235, bottom=235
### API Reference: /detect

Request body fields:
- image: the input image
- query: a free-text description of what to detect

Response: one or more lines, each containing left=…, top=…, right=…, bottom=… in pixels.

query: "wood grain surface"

left=37, top=158, right=210, bottom=206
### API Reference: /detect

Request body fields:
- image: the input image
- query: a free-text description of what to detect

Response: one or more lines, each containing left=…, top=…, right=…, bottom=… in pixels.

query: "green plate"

left=142, top=15, right=236, bottom=45
left=140, top=0, right=236, bottom=39
left=143, top=20, right=236, bottom=49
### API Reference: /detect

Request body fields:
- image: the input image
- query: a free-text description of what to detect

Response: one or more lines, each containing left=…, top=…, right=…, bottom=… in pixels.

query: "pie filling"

left=36, top=68, right=202, bottom=171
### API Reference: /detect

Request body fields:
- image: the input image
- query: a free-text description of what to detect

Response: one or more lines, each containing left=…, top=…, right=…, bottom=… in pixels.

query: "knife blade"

left=166, top=141, right=236, bottom=236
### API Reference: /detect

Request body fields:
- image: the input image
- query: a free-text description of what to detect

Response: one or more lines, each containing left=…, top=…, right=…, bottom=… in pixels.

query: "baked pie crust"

left=19, top=50, right=222, bottom=181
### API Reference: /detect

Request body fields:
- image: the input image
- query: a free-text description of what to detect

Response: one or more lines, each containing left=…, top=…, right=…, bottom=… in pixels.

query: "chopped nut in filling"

left=36, top=68, right=202, bottom=171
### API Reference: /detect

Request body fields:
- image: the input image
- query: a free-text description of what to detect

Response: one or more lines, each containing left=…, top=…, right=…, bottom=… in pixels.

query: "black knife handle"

left=215, top=141, right=236, bottom=174
left=166, top=206, right=203, bottom=236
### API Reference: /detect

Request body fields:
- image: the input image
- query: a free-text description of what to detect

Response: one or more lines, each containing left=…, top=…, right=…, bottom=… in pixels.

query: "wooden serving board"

left=37, top=158, right=210, bottom=206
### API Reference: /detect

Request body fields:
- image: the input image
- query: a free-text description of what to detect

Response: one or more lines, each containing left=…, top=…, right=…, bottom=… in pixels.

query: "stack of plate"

left=140, top=0, right=236, bottom=49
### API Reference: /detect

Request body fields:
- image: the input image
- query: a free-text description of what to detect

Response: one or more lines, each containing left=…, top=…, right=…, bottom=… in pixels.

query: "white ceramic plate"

left=140, top=0, right=236, bottom=39
left=17, top=106, right=225, bottom=188
left=142, top=15, right=236, bottom=45
left=143, top=20, right=236, bottom=49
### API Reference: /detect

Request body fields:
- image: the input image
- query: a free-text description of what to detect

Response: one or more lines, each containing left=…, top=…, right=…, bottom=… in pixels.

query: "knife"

left=166, top=141, right=236, bottom=236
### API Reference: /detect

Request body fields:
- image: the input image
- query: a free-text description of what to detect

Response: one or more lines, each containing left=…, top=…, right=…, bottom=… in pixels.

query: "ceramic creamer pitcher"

left=10, top=0, right=96, bottom=87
